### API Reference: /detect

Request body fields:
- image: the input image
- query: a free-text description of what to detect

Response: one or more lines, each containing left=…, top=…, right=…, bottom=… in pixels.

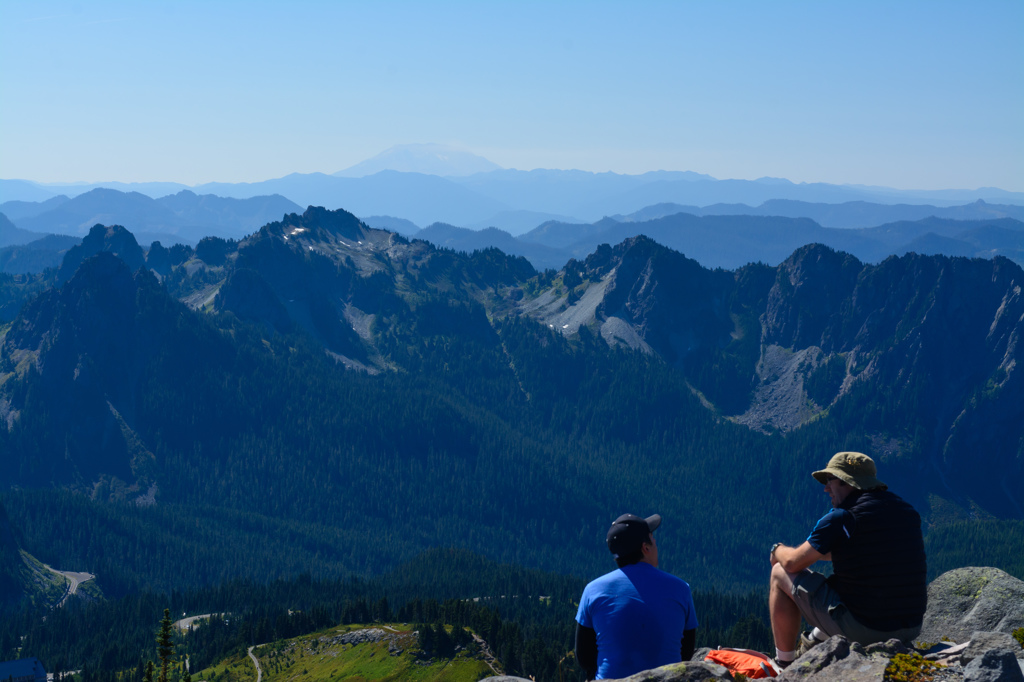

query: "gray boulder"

left=611, top=661, right=734, bottom=681
left=495, top=662, right=736, bottom=682
left=778, top=636, right=890, bottom=681
left=963, top=631, right=1024, bottom=664
left=919, top=567, right=1024, bottom=644
left=962, top=648, right=1024, bottom=682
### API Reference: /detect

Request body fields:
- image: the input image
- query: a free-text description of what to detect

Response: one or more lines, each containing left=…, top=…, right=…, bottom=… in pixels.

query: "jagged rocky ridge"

left=4, top=207, right=1023, bottom=512
left=187, top=208, right=1023, bottom=439
left=1, top=206, right=1022, bottom=588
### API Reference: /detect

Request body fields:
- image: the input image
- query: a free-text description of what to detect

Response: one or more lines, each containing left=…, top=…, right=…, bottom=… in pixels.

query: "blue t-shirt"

left=575, top=563, right=698, bottom=680
left=807, top=508, right=856, bottom=555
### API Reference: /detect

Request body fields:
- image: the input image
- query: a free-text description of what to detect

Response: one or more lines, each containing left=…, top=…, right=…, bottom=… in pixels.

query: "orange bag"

left=704, top=648, right=782, bottom=678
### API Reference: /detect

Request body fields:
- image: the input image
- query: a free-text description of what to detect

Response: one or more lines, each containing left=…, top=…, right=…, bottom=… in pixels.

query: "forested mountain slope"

left=0, top=213, right=41, bottom=248
left=0, top=206, right=1021, bottom=598
left=0, top=502, right=72, bottom=611
left=0, top=234, right=80, bottom=276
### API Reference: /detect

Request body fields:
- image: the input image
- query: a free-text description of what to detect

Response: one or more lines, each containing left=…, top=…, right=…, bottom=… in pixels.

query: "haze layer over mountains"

left=3, top=144, right=1023, bottom=234
left=3, top=144, right=1023, bottom=278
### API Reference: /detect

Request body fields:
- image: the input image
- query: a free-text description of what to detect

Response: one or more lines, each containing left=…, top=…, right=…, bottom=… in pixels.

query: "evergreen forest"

left=1, top=208, right=1022, bottom=679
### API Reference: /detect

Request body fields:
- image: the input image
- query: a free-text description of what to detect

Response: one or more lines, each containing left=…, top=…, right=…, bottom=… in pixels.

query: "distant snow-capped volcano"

left=334, top=143, right=502, bottom=178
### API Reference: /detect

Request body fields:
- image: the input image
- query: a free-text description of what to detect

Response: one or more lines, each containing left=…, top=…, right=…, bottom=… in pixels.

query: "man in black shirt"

left=767, top=452, right=927, bottom=667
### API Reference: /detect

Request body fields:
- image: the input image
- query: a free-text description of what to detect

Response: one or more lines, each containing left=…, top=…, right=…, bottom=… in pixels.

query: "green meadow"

left=193, top=623, right=494, bottom=682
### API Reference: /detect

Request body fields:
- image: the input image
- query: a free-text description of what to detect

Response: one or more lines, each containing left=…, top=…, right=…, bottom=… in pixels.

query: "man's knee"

left=770, top=562, right=795, bottom=595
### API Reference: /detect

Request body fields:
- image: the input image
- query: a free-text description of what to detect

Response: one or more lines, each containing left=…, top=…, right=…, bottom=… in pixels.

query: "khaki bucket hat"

left=812, top=452, right=887, bottom=490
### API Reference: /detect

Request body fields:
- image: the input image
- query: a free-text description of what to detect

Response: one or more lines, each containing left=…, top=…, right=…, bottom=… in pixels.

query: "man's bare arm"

left=771, top=541, right=826, bottom=573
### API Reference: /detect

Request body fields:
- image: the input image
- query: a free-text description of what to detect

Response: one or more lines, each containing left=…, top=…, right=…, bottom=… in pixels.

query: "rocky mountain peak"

left=334, top=143, right=503, bottom=177
left=258, top=206, right=367, bottom=243
left=593, top=236, right=735, bottom=365
left=762, top=243, right=862, bottom=351
left=1, top=251, right=179, bottom=489
left=7, top=252, right=139, bottom=358
left=56, top=223, right=146, bottom=285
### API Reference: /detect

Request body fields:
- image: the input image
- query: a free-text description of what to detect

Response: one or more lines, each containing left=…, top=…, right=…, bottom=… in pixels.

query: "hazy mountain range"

left=5, top=186, right=1024, bottom=277
left=4, top=145, right=1022, bottom=234
left=0, top=213, right=38, bottom=249
left=1, top=188, right=302, bottom=245
left=609, top=198, right=1024, bottom=228
left=421, top=212, right=1024, bottom=271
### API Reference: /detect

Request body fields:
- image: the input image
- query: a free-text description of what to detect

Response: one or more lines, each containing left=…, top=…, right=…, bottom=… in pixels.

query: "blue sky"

left=2, top=1, right=1022, bottom=190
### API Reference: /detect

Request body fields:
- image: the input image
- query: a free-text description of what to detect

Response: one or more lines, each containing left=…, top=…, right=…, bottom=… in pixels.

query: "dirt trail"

left=472, top=634, right=502, bottom=676
left=247, top=647, right=262, bottom=682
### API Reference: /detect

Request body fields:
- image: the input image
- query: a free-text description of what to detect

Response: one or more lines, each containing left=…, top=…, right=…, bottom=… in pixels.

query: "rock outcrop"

left=776, top=637, right=897, bottom=680
left=523, top=633, right=1023, bottom=681
left=57, top=223, right=146, bottom=284
left=480, top=661, right=735, bottom=682
left=919, top=567, right=1024, bottom=644
left=494, top=568, right=1024, bottom=682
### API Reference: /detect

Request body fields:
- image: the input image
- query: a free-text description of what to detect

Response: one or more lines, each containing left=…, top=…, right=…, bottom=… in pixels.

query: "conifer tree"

left=157, top=609, right=174, bottom=682
left=373, top=597, right=390, bottom=623
left=418, top=623, right=434, bottom=655
left=434, top=621, right=453, bottom=658
left=144, top=661, right=155, bottom=682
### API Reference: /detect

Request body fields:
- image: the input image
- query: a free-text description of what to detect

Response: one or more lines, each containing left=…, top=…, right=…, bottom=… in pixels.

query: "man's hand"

left=771, top=541, right=826, bottom=573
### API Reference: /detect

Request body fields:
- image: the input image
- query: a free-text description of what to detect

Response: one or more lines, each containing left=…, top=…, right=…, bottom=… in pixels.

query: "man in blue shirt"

left=575, top=513, right=699, bottom=680
left=767, top=452, right=927, bottom=668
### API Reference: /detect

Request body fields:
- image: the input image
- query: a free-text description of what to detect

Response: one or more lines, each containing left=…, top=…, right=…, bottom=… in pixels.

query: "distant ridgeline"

left=425, top=209, right=1024, bottom=271
left=0, top=207, right=1021, bottom=604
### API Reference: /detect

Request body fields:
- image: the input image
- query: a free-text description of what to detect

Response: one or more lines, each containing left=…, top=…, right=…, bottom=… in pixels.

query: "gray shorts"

left=791, top=570, right=922, bottom=645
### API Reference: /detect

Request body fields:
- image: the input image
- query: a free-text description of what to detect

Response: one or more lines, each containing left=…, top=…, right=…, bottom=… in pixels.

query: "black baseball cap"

left=606, top=513, right=661, bottom=558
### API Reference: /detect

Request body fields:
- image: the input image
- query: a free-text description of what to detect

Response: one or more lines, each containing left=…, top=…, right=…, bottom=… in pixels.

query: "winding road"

left=174, top=613, right=222, bottom=631
left=45, top=566, right=95, bottom=608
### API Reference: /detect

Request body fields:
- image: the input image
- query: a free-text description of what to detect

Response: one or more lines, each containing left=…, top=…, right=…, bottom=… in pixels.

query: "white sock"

left=775, top=648, right=796, bottom=662
left=811, top=628, right=827, bottom=642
